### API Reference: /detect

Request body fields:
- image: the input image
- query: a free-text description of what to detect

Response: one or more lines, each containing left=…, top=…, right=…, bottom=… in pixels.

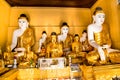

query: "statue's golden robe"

left=94, top=24, right=111, bottom=46
left=46, top=43, right=63, bottom=58
left=87, top=24, right=120, bottom=65
left=16, top=27, right=35, bottom=49
left=59, top=34, right=73, bottom=56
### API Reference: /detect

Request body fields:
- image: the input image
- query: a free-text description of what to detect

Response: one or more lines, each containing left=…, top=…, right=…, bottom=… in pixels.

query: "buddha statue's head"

left=60, top=22, right=69, bottom=35
left=51, top=32, right=57, bottom=43
left=74, top=34, right=80, bottom=42
left=18, top=14, right=29, bottom=30
left=82, top=30, right=87, bottom=38
left=93, top=7, right=105, bottom=25
left=41, top=31, right=47, bottom=40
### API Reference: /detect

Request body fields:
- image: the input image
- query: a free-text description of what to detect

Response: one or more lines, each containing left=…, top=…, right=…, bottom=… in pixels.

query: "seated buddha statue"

left=10, top=14, right=35, bottom=54
left=3, top=45, right=14, bottom=66
left=58, top=22, right=73, bottom=56
left=86, top=7, right=120, bottom=65
left=38, top=45, right=46, bottom=58
left=38, top=31, right=50, bottom=57
left=46, top=32, right=63, bottom=58
left=18, top=45, right=37, bottom=68
left=68, top=34, right=86, bottom=64
left=80, top=30, right=94, bottom=53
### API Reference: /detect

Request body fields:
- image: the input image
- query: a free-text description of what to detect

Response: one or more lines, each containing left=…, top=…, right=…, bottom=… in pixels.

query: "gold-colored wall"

left=0, top=0, right=10, bottom=51
left=8, top=7, right=91, bottom=44
left=91, top=0, right=120, bottom=49
left=115, top=1, right=120, bottom=49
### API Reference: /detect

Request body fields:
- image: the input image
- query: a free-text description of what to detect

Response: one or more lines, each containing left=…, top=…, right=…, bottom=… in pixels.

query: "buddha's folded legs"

left=109, top=51, right=120, bottom=63
left=86, top=49, right=120, bottom=65
left=86, top=50, right=100, bottom=65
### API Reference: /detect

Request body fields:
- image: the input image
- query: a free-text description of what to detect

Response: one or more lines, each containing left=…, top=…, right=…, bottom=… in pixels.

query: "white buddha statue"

left=80, top=30, right=93, bottom=52
left=58, top=22, right=73, bottom=56
left=38, top=31, right=50, bottom=57
left=10, top=14, right=35, bottom=53
left=38, top=31, right=48, bottom=52
left=86, top=7, right=120, bottom=65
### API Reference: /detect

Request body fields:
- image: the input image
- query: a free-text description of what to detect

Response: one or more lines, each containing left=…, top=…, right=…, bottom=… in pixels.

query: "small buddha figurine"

left=3, top=45, right=14, bottom=66
left=38, top=45, right=46, bottom=58
left=80, top=30, right=93, bottom=52
left=68, top=34, right=86, bottom=64
left=38, top=31, right=50, bottom=52
left=86, top=7, right=120, bottom=65
left=11, top=14, right=35, bottom=52
left=58, top=22, right=73, bottom=56
left=37, top=31, right=50, bottom=57
left=69, top=34, right=82, bottom=57
left=18, top=45, right=37, bottom=67
left=46, top=32, right=63, bottom=58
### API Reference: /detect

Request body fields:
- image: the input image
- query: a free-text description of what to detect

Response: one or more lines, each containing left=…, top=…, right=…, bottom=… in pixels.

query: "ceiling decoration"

left=5, top=0, right=97, bottom=8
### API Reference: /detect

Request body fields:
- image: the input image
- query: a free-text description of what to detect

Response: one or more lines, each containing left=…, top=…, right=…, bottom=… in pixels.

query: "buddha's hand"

left=15, top=47, right=26, bottom=52
left=98, top=46, right=106, bottom=61
left=102, top=44, right=110, bottom=49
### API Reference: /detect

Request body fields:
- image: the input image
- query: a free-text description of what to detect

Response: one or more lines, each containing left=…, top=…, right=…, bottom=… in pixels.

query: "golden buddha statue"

left=3, top=45, right=14, bottom=66
left=68, top=34, right=86, bottom=64
left=80, top=30, right=94, bottom=53
left=38, top=45, right=46, bottom=57
left=0, top=46, right=2, bottom=59
left=46, top=32, right=63, bottom=58
left=58, top=22, right=73, bottom=56
left=86, top=7, right=120, bottom=65
left=18, top=45, right=37, bottom=68
left=11, top=14, right=35, bottom=52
